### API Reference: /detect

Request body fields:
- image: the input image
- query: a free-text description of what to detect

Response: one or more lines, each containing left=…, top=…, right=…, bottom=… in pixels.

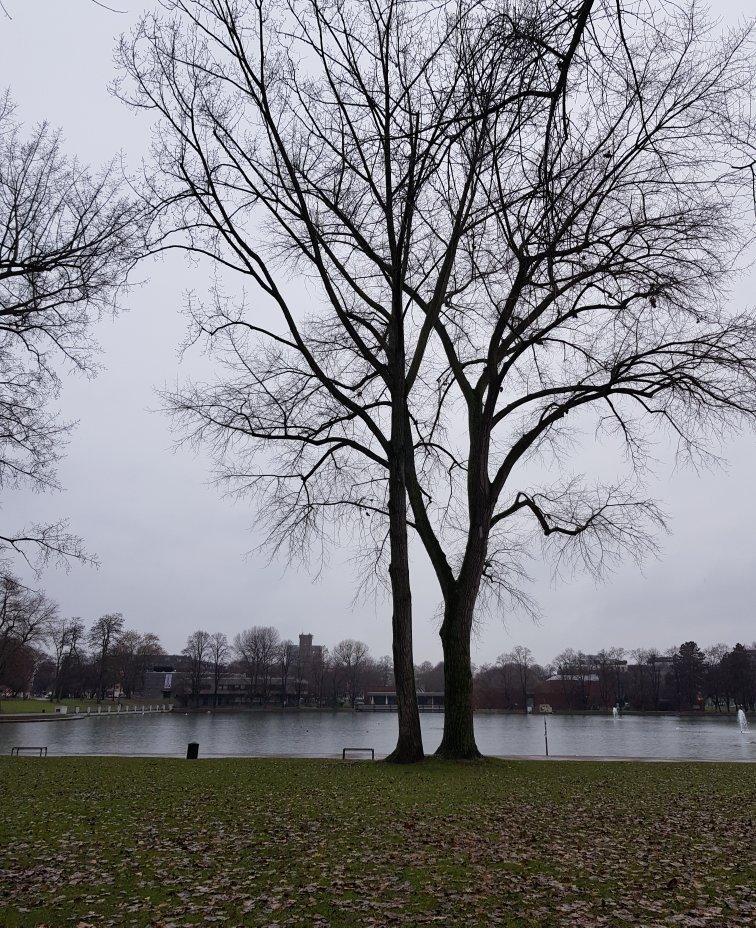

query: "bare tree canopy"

left=0, top=91, right=141, bottom=569
left=119, top=0, right=601, bottom=762
left=88, top=612, right=125, bottom=700
left=121, top=0, right=756, bottom=757
left=111, top=629, right=164, bottom=698
left=332, top=637, right=370, bottom=706
left=234, top=624, right=281, bottom=702
left=183, top=628, right=212, bottom=702
left=0, top=573, right=56, bottom=684
left=47, top=615, right=85, bottom=700
left=208, top=630, right=231, bottom=706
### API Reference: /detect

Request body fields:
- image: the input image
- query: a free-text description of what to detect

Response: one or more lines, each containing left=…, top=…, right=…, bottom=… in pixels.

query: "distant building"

left=290, top=633, right=324, bottom=666
left=141, top=632, right=324, bottom=706
left=142, top=665, right=179, bottom=700
left=364, top=689, right=444, bottom=710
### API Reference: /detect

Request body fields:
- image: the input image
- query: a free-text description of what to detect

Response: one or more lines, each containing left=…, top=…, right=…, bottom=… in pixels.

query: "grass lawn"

left=0, top=757, right=754, bottom=927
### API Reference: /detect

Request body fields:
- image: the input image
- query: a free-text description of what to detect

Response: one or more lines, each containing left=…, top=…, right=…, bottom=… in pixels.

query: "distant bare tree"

left=208, top=631, right=230, bottom=707
left=292, top=643, right=305, bottom=705
left=553, top=649, right=584, bottom=710
left=490, top=655, right=515, bottom=708
left=332, top=638, right=370, bottom=707
left=183, top=629, right=211, bottom=705
left=509, top=646, right=533, bottom=712
left=376, top=655, right=393, bottom=689
left=278, top=639, right=294, bottom=706
left=645, top=649, right=667, bottom=712
left=0, top=576, right=54, bottom=673
left=234, top=625, right=280, bottom=703
left=87, top=612, right=125, bottom=701
left=703, top=644, right=730, bottom=713
left=593, top=648, right=626, bottom=709
left=48, top=616, right=85, bottom=700
left=311, top=645, right=328, bottom=706
left=0, top=574, right=56, bottom=700
left=112, top=630, right=164, bottom=698
left=0, top=92, right=140, bottom=570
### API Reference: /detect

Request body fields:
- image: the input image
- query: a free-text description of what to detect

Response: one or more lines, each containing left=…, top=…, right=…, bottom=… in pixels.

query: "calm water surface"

left=1, top=710, right=753, bottom=760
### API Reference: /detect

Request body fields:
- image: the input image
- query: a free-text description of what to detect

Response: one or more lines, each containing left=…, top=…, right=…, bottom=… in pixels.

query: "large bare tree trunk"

left=435, top=427, right=489, bottom=759
left=385, top=401, right=424, bottom=764
left=436, top=595, right=481, bottom=759
left=387, top=536, right=424, bottom=762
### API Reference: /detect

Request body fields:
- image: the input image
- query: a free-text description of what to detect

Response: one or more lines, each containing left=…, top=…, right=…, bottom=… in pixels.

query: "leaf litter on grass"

left=0, top=757, right=753, bottom=927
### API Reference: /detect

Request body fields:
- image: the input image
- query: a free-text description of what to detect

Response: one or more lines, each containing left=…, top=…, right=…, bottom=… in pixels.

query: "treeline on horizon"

left=1, top=575, right=753, bottom=713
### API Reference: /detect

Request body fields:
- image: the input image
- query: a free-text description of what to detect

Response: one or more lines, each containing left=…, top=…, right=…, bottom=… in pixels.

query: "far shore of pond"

left=1, top=697, right=749, bottom=721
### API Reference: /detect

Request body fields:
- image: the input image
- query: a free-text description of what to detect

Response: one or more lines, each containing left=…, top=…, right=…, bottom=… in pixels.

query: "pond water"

left=1, top=710, right=754, bottom=760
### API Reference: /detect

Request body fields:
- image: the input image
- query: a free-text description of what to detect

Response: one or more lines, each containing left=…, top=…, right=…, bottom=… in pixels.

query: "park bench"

left=10, top=746, right=47, bottom=757
left=342, top=747, right=375, bottom=760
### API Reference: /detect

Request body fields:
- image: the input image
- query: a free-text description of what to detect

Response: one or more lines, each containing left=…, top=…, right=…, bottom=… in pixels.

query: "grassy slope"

left=0, top=757, right=754, bottom=927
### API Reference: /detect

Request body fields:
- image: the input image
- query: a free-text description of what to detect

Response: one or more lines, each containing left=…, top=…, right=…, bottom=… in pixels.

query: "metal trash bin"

left=186, top=742, right=199, bottom=760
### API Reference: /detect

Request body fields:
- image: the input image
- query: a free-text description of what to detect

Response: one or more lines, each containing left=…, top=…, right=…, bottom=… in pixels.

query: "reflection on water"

left=1, top=711, right=753, bottom=760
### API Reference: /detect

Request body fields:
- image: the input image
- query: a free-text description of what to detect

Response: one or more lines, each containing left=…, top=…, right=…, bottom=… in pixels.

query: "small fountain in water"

left=612, top=706, right=620, bottom=719
left=737, top=708, right=749, bottom=734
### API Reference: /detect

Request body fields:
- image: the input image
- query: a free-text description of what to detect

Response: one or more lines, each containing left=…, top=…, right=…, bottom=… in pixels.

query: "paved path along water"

left=1, top=710, right=754, bottom=760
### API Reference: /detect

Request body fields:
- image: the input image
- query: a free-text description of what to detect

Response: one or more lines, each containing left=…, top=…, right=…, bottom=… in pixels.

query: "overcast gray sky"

left=1, top=1, right=754, bottom=665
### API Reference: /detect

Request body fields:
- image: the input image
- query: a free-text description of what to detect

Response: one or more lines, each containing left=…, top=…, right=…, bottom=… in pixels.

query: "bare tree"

left=509, top=646, right=533, bottom=713
left=183, top=629, right=211, bottom=705
left=112, top=630, right=164, bottom=698
left=0, top=92, right=140, bottom=570
left=377, top=655, right=394, bottom=689
left=122, top=0, right=756, bottom=758
left=0, top=575, right=56, bottom=678
left=592, top=648, right=626, bottom=709
left=47, top=616, right=85, bottom=700
left=208, top=631, right=230, bottom=707
left=645, top=649, right=667, bottom=712
left=395, top=0, right=756, bottom=754
left=292, top=642, right=305, bottom=704
left=552, top=649, right=582, bottom=710
left=278, top=639, right=294, bottom=706
left=332, top=638, right=370, bottom=707
left=87, top=612, right=125, bottom=701
left=0, top=573, right=56, bottom=703
left=119, top=0, right=586, bottom=762
left=311, top=645, right=328, bottom=706
left=234, top=625, right=280, bottom=703
left=490, top=655, right=514, bottom=708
